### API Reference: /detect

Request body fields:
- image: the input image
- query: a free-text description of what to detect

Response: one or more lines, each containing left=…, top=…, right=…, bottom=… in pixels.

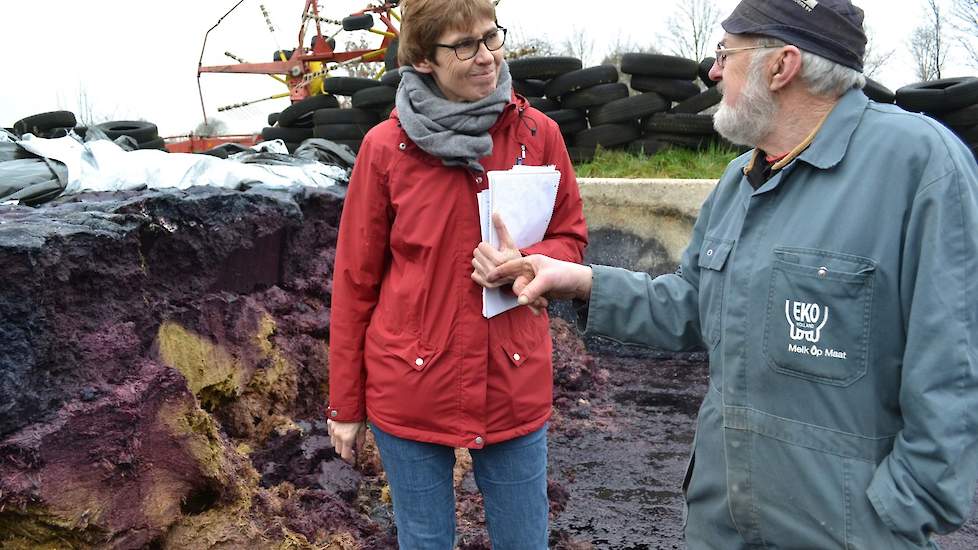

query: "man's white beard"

left=713, top=59, right=779, bottom=147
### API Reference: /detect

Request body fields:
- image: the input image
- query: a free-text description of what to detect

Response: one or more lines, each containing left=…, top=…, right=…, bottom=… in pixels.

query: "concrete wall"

left=578, top=178, right=717, bottom=274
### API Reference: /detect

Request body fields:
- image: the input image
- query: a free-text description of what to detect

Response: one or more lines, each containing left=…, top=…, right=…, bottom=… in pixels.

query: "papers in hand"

left=477, top=165, right=560, bottom=318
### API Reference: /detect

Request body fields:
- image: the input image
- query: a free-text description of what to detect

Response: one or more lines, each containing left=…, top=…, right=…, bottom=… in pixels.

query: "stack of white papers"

left=477, top=165, right=561, bottom=318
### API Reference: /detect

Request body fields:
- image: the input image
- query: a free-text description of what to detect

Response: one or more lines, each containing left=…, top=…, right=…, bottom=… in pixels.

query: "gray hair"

left=754, top=38, right=866, bottom=98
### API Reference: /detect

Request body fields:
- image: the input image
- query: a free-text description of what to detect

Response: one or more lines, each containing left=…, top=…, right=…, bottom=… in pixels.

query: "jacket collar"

left=792, top=88, right=868, bottom=170
left=391, top=92, right=526, bottom=166
left=739, top=88, right=868, bottom=177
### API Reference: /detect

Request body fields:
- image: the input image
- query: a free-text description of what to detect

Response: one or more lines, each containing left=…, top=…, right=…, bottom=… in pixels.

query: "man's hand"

left=488, top=254, right=593, bottom=308
left=327, top=419, right=366, bottom=463
left=471, top=213, right=523, bottom=289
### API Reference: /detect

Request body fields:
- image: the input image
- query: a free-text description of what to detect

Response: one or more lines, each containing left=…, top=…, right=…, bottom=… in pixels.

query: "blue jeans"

left=369, top=423, right=549, bottom=550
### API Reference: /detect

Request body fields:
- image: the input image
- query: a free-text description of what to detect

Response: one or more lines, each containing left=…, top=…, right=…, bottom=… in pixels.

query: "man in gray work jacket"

left=479, top=0, right=978, bottom=547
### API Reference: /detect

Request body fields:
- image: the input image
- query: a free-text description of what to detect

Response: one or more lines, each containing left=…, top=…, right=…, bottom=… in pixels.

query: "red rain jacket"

left=327, top=94, right=587, bottom=449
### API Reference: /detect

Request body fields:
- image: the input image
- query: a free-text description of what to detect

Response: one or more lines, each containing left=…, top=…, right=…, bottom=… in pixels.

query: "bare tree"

left=561, top=26, right=595, bottom=66
left=909, top=0, right=950, bottom=80
left=950, top=0, right=978, bottom=65
left=505, top=26, right=559, bottom=59
left=194, top=118, right=228, bottom=136
left=662, top=0, right=721, bottom=61
left=600, top=36, right=659, bottom=68
left=863, top=27, right=896, bottom=78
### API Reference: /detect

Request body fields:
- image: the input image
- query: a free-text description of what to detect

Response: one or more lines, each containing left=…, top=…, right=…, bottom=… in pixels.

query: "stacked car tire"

left=264, top=74, right=399, bottom=154
left=893, top=77, right=978, bottom=158
left=9, top=111, right=166, bottom=151
left=510, top=54, right=725, bottom=162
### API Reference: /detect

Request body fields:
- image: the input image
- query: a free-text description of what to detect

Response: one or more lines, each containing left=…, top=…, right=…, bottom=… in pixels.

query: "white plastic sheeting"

left=16, top=135, right=346, bottom=195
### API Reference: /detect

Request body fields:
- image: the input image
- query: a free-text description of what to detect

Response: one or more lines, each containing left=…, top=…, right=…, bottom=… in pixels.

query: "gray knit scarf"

left=395, top=60, right=512, bottom=173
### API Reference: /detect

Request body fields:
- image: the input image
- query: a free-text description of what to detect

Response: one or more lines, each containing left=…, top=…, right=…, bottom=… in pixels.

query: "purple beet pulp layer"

left=0, top=186, right=975, bottom=549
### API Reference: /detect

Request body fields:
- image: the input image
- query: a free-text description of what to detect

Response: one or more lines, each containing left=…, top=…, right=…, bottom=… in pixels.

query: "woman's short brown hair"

left=397, top=0, right=497, bottom=66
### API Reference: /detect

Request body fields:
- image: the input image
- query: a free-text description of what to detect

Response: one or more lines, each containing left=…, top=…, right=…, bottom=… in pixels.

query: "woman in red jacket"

left=326, top=0, right=587, bottom=547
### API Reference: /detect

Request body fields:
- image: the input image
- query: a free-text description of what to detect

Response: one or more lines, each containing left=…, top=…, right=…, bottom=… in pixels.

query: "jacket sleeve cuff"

left=866, top=459, right=936, bottom=545
left=326, top=403, right=365, bottom=423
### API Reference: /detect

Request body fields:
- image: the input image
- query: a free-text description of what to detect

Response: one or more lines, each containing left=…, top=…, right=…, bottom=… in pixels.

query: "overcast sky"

left=2, top=0, right=974, bottom=136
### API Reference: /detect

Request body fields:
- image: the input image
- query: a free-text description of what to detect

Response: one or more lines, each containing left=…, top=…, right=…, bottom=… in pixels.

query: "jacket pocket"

left=697, top=236, right=734, bottom=350
left=762, top=247, right=876, bottom=386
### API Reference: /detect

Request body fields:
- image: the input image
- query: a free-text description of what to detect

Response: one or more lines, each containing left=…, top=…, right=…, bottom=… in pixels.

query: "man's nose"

left=708, top=59, right=723, bottom=82
left=474, top=41, right=493, bottom=63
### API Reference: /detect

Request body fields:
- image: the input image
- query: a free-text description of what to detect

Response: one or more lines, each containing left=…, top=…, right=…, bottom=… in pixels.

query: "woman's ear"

left=413, top=59, right=435, bottom=74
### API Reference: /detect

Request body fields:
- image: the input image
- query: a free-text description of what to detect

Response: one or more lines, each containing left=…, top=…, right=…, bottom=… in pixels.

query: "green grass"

left=573, top=143, right=745, bottom=179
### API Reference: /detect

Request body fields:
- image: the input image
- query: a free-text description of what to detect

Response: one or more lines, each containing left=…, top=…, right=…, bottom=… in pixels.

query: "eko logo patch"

left=791, top=0, right=818, bottom=12
left=785, top=300, right=828, bottom=343
left=784, top=300, right=847, bottom=360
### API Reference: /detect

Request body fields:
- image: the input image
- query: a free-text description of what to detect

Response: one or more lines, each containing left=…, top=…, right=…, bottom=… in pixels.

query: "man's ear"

left=413, top=58, right=435, bottom=74
left=770, top=45, right=802, bottom=92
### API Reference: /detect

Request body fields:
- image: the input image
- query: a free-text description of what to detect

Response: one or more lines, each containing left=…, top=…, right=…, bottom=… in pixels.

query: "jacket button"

left=513, top=353, right=521, bottom=361
left=476, top=177, right=483, bottom=184
left=415, top=357, right=424, bottom=366
left=330, top=410, right=338, bottom=418
left=399, top=143, right=406, bottom=150
left=817, top=267, right=829, bottom=279
left=474, top=436, right=484, bottom=445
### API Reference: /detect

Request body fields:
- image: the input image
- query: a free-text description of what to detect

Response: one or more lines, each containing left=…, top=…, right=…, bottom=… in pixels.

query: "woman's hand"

left=471, top=213, right=523, bottom=288
left=327, top=420, right=366, bottom=463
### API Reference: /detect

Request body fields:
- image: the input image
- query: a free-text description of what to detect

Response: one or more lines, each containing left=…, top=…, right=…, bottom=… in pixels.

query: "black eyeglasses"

left=714, top=42, right=779, bottom=68
left=435, top=26, right=507, bottom=61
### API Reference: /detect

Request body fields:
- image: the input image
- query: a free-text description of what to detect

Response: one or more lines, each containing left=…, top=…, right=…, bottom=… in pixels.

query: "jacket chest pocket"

left=698, top=236, right=734, bottom=350
left=762, top=247, right=876, bottom=386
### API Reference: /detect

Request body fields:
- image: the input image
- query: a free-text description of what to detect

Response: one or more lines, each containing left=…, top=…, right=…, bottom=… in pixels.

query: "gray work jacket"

left=586, top=89, right=978, bottom=548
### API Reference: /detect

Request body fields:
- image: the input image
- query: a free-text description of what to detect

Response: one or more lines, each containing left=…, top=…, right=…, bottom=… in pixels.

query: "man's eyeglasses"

left=435, top=26, right=507, bottom=61
left=714, top=42, right=779, bottom=68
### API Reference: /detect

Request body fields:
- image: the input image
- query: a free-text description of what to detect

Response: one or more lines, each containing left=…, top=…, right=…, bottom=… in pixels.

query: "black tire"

left=644, top=131, right=717, bottom=149
left=895, top=77, right=978, bottom=114
left=262, top=126, right=314, bottom=142
left=567, top=146, right=595, bottom=164
left=940, top=103, right=978, bottom=127
left=268, top=112, right=280, bottom=126
left=620, top=53, right=699, bottom=80
left=277, top=94, right=340, bottom=127
left=574, top=123, right=641, bottom=149
left=322, top=76, right=383, bottom=96
left=560, top=82, right=629, bottom=110
left=381, top=69, right=402, bottom=88
left=272, top=49, right=294, bottom=62
left=624, top=137, right=669, bottom=156
left=863, top=78, right=895, bottom=104
left=96, top=120, right=159, bottom=143
left=137, top=137, right=167, bottom=150
left=544, top=65, right=619, bottom=99
left=508, top=56, right=583, bottom=80
left=546, top=109, right=588, bottom=135
left=342, top=14, right=374, bottom=31
left=514, top=79, right=547, bottom=97
left=313, top=123, right=372, bottom=140
left=352, top=85, right=397, bottom=109
left=40, top=127, right=72, bottom=139
left=628, top=76, right=701, bottom=102
left=385, top=39, right=399, bottom=71
left=587, top=92, right=670, bottom=126
left=528, top=97, right=561, bottom=112
left=643, top=113, right=715, bottom=135
left=670, top=87, right=722, bottom=114
left=313, top=107, right=380, bottom=125
left=699, top=57, right=718, bottom=87
left=14, top=111, right=78, bottom=136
